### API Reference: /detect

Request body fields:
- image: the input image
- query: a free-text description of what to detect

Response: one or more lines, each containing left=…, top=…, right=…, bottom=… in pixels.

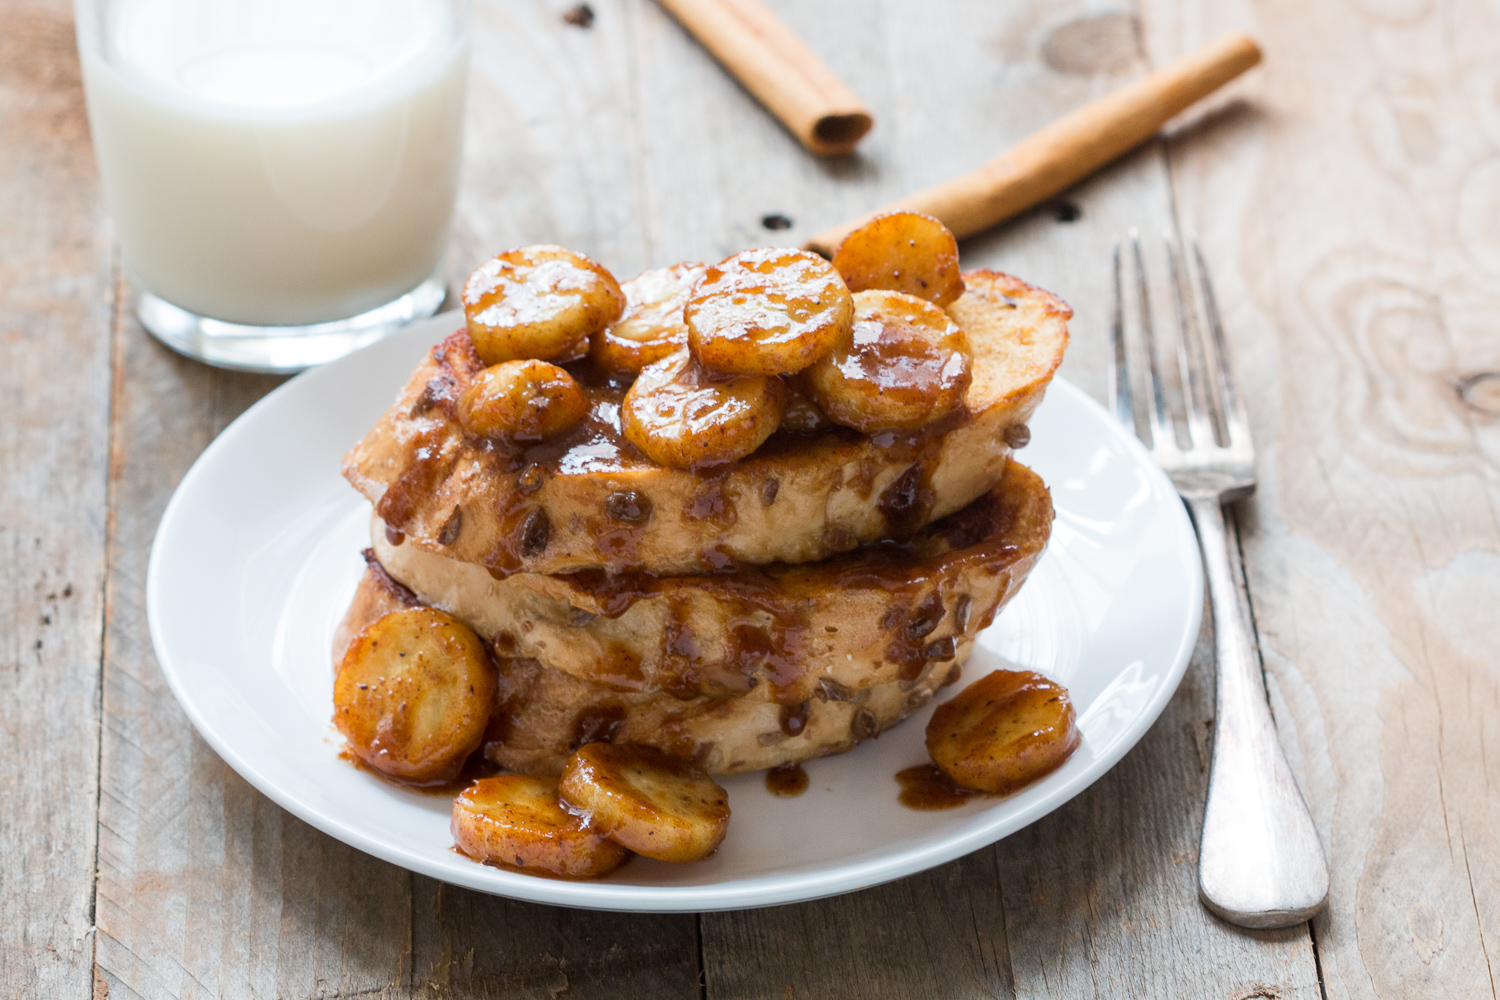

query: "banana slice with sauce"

left=806, top=289, right=973, bottom=433
left=334, top=607, right=496, bottom=783
left=452, top=774, right=630, bottom=878
left=925, top=670, right=1080, bottom=794
left=457, top=359, right=588, bottom=442
left=463, top=245, right=625, bottom=365
left=591, top=262, right=706, bottom=374
left=686, top=247, right=853, bottom=376
left=558, top=743, right=731, bottom=863
left=832, top=211, right=966, bottom=307
left=621, top=349, right=787, bottom=468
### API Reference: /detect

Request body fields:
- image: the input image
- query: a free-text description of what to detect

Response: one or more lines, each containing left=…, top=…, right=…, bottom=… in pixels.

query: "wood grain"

left=1143, top=0, right=1500, bottom=996
left=0, top=1, right=112, bottom=997
left=702, top=849, right=1012, bottom=999
left=451, top=0, right=651, bottom=287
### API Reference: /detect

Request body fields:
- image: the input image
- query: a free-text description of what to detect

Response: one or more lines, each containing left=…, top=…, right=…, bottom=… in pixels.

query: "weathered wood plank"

left=407, top=879, right=701, bottom=999
left=0, top=1, right=113, bottom=997
left=625, top=0, right=893, bottom=266
left=451, top=0, right=653, bottom=286
left=702, top=851, right=1012, bottom=1000
left=1143, top=0, right=1500, bottom=997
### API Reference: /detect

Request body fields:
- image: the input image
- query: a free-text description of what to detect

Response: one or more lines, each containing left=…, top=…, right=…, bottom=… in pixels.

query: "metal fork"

left=1110, top=232, right=1329, bottom=929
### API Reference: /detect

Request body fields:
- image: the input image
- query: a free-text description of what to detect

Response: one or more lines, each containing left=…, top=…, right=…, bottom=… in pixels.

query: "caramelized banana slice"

left=686, top=248, right=853, bottom=376
left=558, top=744, right=730, bottom=862
left=452, top=775, right=629, bottom=878
left=458, top=360, right=587, bottom=442
left=591, top=263, right=706, bottom=374
left=621, top=349, right=787, bottom=468
left=463, top=245, right=625, bottom=365
left=334, top=608, right=496, bottom=783
left=833, top=212, right=965, bottom=306
left=925, top=670, right=1080, bottom=794
left=806, top=289, right=973, bottom=432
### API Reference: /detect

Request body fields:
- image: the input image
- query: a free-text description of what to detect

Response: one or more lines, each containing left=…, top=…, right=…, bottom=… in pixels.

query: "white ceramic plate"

left=148, top=312, right=1203, bottom=913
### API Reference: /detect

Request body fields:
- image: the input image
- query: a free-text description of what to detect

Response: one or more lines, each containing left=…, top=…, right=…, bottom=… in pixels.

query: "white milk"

left=78, top=0, right=468, bottom=325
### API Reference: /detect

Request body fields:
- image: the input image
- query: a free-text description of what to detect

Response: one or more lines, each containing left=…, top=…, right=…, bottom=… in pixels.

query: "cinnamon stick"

left=805, top=33, right=1262, bottom=255
left=656, top=0, right=873, bottom=155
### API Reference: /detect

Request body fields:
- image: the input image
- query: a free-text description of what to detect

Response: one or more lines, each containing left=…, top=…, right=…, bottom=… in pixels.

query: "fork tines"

left=1109, top=232, right=1255, bottom=498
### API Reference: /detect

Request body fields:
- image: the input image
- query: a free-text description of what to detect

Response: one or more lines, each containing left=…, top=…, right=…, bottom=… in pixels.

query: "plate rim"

left=146, top=316, right=1203, bottom=913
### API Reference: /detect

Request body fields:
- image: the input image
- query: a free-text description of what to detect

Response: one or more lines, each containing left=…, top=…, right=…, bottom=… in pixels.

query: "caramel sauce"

left=777, top=699, right=810, bottom=737
left=728, top=619, right=810, bottom=698
left=594, top=643, right=646, bottom=691
left=509, top=367, right=643, bottom=476
left=896, top=763, right=981, bottom=810
left=595, top=524, right=645, bottom=564
left=568, top=704, right=626, bottom=749
left=765, top=762, right=809, bottom=797
left=779, top=390, right=834, bottom=434
left=374, top=432, right=453, bottom=531
left=685, top=476, right=737, bottom=528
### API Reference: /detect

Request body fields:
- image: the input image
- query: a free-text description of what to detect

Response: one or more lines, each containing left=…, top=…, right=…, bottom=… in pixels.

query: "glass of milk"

left=74, top=0, right=471, bottom=372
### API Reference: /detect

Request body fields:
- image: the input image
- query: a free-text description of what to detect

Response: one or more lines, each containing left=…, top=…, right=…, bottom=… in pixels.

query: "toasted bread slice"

left=369, top=461, right=1052, bottom=704
left=342, top=270, right=1067, bottom=576
left=334, top=575, right=982, bottom=777
left=482, top=652, right=956, bottom=776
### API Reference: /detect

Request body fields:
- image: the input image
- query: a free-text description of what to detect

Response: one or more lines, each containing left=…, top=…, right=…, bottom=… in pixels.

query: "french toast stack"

left=334, top=217, right=1070, bottom=782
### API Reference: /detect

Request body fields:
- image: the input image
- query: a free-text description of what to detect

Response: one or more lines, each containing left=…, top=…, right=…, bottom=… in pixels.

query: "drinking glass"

left=74, top=0, right=471, bottom=372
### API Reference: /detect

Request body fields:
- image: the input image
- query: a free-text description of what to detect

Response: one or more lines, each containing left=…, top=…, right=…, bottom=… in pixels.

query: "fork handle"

left=1187, top=495, right=1329, bottom=929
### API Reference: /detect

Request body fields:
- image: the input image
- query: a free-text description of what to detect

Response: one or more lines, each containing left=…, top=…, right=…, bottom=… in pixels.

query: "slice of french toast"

left=333, top=565, right=960, bottom=776
left=482, top=653, right=956, bottom=777
left=342, top=271, right=1067, bottom=577
left=367, top=460, right=1052, bottom=705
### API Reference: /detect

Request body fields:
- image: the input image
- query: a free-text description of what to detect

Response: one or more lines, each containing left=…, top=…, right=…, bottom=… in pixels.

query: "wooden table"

left=5, top=0, right=1497, bottom=996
